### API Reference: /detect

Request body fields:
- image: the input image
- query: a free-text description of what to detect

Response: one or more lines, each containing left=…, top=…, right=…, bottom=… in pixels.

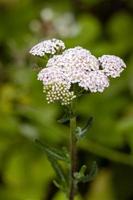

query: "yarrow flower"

left=30, top=39, right=126, bottom=105
left=38, top=66, right=70, bottom=86
left=44, top=83, right=76, bottom=105
left=29, top=38, right=65, bottom=57
left=79, top=70, right=109, bottom=92
left=98, top=55, right=126, bottom=78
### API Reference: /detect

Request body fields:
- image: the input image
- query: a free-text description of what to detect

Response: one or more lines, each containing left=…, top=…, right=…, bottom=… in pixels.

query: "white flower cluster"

left=38, top=47, right=109, bottom=92
left=98, top=55, right=126, bottom=78
left=79, top=70, right=109, bottom=92
left=44, top=83, right=76, bottom=105
left=30, top=39, right=126, bottom=105
left=29, top=38, right=65, bottom=57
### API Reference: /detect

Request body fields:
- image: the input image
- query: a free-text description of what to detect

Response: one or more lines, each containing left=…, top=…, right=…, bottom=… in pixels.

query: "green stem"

left=69, top=116, right=77, bottom=200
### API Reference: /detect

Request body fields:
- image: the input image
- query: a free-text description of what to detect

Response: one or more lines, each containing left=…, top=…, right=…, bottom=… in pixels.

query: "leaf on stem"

left=49, top=156, right=69, bottom=193
left=53, top=179, right=61, bottom=189
left=87, top=161, right=98, bottom=181
left=35, top=139, right=70, bottom=162
left=35, top=139, right=69, bottom=193
left=57, top=115, right=70, bottom=124
left=74, top=161, right=98, bottom=183
left=75, top=117, right=93, bottom=140
left=48, top=156, right=66, bottom=183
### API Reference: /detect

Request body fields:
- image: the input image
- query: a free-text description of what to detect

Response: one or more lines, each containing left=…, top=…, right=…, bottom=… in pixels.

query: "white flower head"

left=38, top=66, right=70, bottom=87
left=47, top=47, right=99, bottom=72
left=79, top=70, right=109, bottom=92
left=62, top=47, right=99, bottom=72
left=63, top=46, right=91, bottom=57
left=44, top=83, right=76, bottom=105
left=37, top=46, right=111, bottom=104
left=29, top=38, right=65, bottom=57
left=30, top=39, right=126, bottom=105
left=98, top=55, right=126, bottom=78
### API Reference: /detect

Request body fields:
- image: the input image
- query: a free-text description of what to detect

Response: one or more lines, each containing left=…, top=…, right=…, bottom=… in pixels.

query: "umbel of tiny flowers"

left=30, top=39, right=126, bottom=105
left=29, top=38, right=126, bottom=200
left=29, top=38, right=65, bottom=56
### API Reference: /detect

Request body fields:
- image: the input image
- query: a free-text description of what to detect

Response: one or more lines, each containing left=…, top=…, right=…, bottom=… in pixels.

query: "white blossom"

left=29, top=38, right=65, bottom=57
left=38, top=66, right=70, bottom=87
left=39, top=46, right=100, bottom=86
left=29, top=40, right=126, bottom=105
left=62, top=47, right=99, bottom=72
left=37, top=46, right=110, bottom=104
left=79, top=70, right=109, bottom=92
left=98, top=55, right=126, bottom=78
left=44, top=83, right=76, bottom=105
left=47, top=47, right=99, bottom=72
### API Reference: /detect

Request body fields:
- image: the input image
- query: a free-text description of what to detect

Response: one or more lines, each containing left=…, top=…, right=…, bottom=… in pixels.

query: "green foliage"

left=35, top=139, right=70, bottom=194
left=35, top=139, right=70, bottom=163
left=74, top=162, right=98, bottom=184
left=75, top=117, right=93, bottom=140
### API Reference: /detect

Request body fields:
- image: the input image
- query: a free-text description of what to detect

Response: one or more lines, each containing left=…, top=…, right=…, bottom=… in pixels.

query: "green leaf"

left=49, top=156, right=69, bottom=194
left=53, top=179, right=61, bottom=189
left=35, top=139, right=69, bottom=194
left=48, top=156, right=66, bottom=183
left=35, top=139, right=70, bottom=162
left=82, top=117, right=93, bottom=134
left=80, top=165, right=87, bottom=174
left=57, top=115, right=70, bottom=124
left=62, top=147, right=70, bottom=162
left=87, top=161, right=98, bottom=182
left=74, top=162, right=98, bottom=183
left=74, top=165, right=88, bottom=183
left=75, top=117, right=93, bottom=140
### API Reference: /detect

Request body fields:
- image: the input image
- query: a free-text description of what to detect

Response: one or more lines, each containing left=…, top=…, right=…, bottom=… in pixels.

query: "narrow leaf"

left=74, top=165, right=87, bottom=182
left=48, top=156, right=66, bottom=183
left=87, top=161, right=98, bottom=181
left=53, top=180, right=61, bottom=189
left=81, top=161, right=98, bottom=183
left=81, top=117, right=93, bottom=135
left=80, top=165, right=87, bottom=174
left=75, top=117, right=93, bottom=140
left=35, top=139, right=69, bottom=162
left=35, top=140, right=68, bottom=193
left=57, top=115, right=70, bottom=124
left=74, top=162, right=98, bottom=183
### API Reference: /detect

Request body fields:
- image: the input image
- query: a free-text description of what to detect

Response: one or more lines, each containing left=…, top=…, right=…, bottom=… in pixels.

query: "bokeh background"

left=0, top=0, right=133, bottom=199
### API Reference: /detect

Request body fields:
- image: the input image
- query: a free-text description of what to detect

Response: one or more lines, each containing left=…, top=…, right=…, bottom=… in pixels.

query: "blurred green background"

left=0, top=0, right=133, bottom=199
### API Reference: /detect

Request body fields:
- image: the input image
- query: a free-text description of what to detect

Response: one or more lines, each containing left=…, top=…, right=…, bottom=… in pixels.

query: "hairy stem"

left=69, top=116, right=77, bottom=200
